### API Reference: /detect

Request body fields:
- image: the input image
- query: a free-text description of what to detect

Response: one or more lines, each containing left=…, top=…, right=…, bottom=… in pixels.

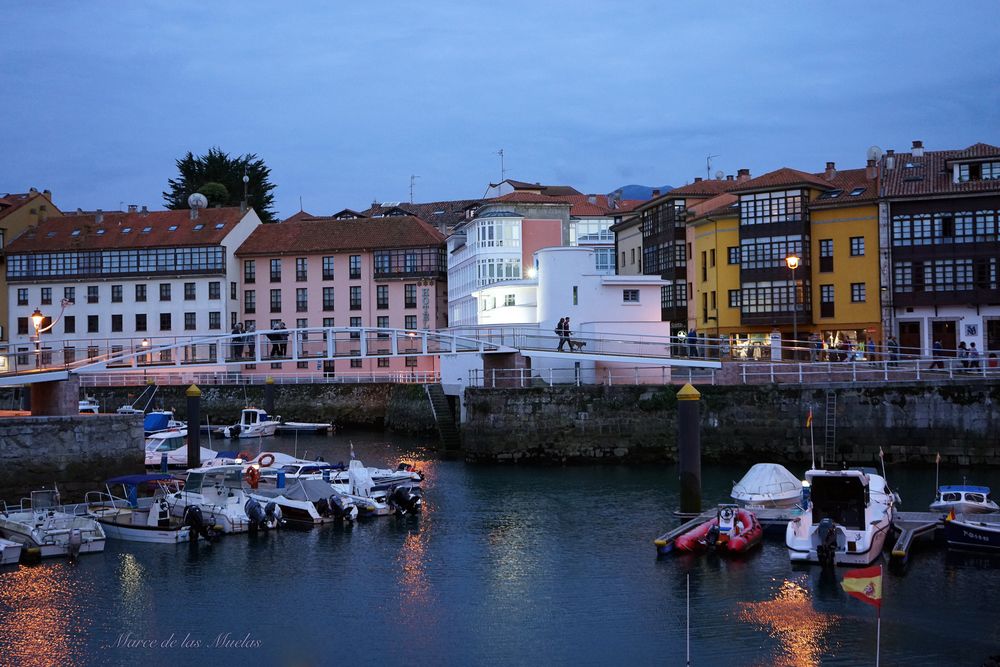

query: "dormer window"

left=959, top=161, right=1000, bottom=182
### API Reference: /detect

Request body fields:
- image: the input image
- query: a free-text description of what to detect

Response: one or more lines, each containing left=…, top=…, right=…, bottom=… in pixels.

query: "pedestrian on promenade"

left=887, top=335, right=899, bottom=366
left=930, top=340, right=945, bottom=369
left=231, top=322, right=244, bottom=360
left=958, top=341, right=969, bottom=369
left=969, top=342, right=981, bottom=370
left=555, top=318, right=567, bottom=351
left=278, top=321, right=289, bottom=356
left=687, top=329, right=697, bottom=358
left=245, top=324, right=256, bottom=359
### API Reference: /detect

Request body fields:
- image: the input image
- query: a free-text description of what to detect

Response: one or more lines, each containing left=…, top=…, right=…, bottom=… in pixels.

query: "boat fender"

left=259, top=453, right=276, bottom=468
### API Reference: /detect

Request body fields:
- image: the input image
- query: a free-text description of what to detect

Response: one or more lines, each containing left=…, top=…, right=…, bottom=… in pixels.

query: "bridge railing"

left=470, top=365, right=718, bottom=388
left=739, top=355, right=1000, bottom=384
left=78, top=370, right=441, bottom=387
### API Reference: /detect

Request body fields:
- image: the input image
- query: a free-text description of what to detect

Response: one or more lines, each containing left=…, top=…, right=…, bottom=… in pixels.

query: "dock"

left=654, top=507, right=1000, bottom=567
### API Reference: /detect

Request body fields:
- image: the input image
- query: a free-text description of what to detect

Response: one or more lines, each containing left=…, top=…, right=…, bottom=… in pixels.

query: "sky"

left=2, top=1, right=999, bottom=219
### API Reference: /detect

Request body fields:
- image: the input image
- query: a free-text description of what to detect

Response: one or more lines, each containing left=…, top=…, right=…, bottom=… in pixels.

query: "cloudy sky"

left=3, top=1, right=998, bottom=218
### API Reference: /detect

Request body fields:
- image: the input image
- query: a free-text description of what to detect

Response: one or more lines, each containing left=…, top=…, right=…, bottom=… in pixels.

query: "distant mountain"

left=609, top=184, right=673, bottom=201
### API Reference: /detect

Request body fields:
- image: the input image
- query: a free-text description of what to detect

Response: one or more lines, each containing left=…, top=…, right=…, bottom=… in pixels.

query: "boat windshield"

left=966, top=493, right=986, bottom=504
left=942, top=492, right=962, bottom=502
left=810, top=476, right=867, bottom=530
left=185, top=472, right=205, bottom=494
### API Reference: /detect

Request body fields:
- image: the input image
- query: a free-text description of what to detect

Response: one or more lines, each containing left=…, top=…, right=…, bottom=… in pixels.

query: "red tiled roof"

left=4, top=208, right=249, bottom=253
left=807, top=168, right=878, bottom=208
left=730, top=167, right=834, bottom=193
left=569, top=201, right=611, bottom=217
left=360, top=199, right=481, bottom=228
left=236, top=215, right=444, bottom=256
left=616, top=199, right=644, bottom=212
left=688, top=193, right=739, bottom=219
left=499, top=179, right=583, bottom=197
left=487, top=192, right=571, bottom=205
left=0, top=191, right=51, bottom=223
left=882, top=143, right=1000, bottom=198
left=281, top=210, right=317, bottom=224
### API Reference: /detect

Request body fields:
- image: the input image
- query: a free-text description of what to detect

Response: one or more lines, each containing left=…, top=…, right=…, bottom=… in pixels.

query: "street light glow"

left=785, top=254, right=801, bottom=271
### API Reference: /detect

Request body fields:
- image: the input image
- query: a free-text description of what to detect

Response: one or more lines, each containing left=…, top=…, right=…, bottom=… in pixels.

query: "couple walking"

left=555, top=317, right=584, bottom=352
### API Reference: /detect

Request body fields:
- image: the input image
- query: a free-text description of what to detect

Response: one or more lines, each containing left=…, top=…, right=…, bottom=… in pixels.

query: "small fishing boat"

left=142, top=410, right=186, bottom=436
left=160, top=465, right=276, bottom=534
left=223, top=408, right=280, bottom=439
left=247, top=478, right=358, bottom=525
left=144, top=428, right=218, bottom=468
left=0, top=537, right=22, bottom=566
left=731, top=463, right=803, bottom=509
left=79, top=397, right=100, bottom=414
left=944, top=513, right=1000, bottom=552
left=674, top=505, right=763, bottom=554
left=85, top=474, right=196, bottom=543
left=0, top=489, right=106, bottom=559
left=930, top=485, right=999, bottom=515
left=275, top=420, right=334, bottom=435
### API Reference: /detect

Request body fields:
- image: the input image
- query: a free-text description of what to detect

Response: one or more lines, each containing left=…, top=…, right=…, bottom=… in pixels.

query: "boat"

left=731, top=463, right=803, bottom=509
left=785, top=467, right=895, bottom=566
left=79, top=397, right=100, bottom=414
left=0, top=488, right=106, bottom=559
left=0, top=537, right=22, bottom=566
left=944, top=513, right=1000, bottom=552
left=674, top=505, right=763, bottom=554
left=142, top=410, right=186, bottom=436
left=223, top=408, right=280, bottom=439
left=930, top=485, right=999, bottom=514
left=247, top=478, right=358, bottom=525
left=84, top=474, right=199, bottom=543
left=275, top=420, right=334, bottom=435
left=160, top=465, right=277, bottom=534
left=144, top=428, right=218, bottom=468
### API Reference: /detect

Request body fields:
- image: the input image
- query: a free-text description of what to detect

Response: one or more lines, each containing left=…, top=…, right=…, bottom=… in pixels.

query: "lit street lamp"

left=31, top=308, right=44, bottom=368
left=785, top=254, right=801, bottom=359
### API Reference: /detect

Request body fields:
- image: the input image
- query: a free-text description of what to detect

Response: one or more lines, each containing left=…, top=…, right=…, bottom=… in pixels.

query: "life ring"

left=245, top=466, right=261, bottom=489
left=259, top=453, right=276, bottom=468
left=237, top=451, right=252, bottom=461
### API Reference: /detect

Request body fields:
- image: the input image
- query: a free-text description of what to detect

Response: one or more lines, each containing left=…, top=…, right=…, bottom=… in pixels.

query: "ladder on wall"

left=424, top=384, right=461, bottom=451
left=823, top=389, right=837, bottom=466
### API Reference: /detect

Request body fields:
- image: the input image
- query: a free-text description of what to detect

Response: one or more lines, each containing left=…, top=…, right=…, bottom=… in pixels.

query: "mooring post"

left=186, top=384, right=202, bottom=470
left=264, top=376, right=275, bottom=415
left=677, top=383, right=702, bottom=514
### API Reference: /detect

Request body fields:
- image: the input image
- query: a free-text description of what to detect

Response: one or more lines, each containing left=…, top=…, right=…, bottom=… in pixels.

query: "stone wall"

left=0, top=415, right=144, bottom=501
left=462, top=382, right=1000, bottom=466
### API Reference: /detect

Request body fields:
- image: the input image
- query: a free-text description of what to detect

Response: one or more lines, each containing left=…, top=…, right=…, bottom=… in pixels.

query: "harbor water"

left=1, top=431, right=999, bottom=666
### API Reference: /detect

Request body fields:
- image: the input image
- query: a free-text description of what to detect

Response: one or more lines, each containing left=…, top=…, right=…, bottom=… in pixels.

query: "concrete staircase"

left=424, top=384, right=461, bottom=451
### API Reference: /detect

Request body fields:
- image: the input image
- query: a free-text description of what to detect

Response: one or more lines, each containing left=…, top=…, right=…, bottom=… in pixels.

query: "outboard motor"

left=67, top=528, right=83, bottom=561
left=183, top=505, right=217, bottom=542
left=328, top=495, right=359, bottom=522
left=816, top=517, right=838, bottom=567
left=264, top=501, right=283, bottom=528
left=244, top=498, right=267, bottom=532
left=389, top=485, right=423, bottom=516
left=705, top=524, right=721, bottom=549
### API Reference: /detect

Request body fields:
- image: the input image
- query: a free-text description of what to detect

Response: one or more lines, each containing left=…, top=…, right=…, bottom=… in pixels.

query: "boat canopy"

left=144, top=412, right=171, bottom=432
left=732, top=463, right=802, bottom=502
left=940, top=485, right=990, bottom=494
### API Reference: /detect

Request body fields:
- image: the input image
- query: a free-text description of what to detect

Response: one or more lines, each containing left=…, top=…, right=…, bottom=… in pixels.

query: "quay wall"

left=0, top=415, right=144, bottom=501
left=461, top=382, right=1000, bottom=466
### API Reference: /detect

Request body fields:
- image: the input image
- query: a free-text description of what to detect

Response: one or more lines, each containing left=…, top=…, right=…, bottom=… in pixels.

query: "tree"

left=162, top=147, right=278, bottom=223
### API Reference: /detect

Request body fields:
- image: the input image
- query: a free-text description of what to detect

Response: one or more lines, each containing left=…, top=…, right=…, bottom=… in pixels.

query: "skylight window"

left=818, top=189, right=843, bottom=200
left=215, top=223, right=225, bottom=229
left=848, top=187, right=866, bottom=196
left=194, top=224, right=204, bottom=231
left=46, top=231, right=56, bottom=237
left=168, top=225, right=178, bottom=231
left=142, top=226, right=152, bottom=233
left=122, top=227, right=132, bottom=233
left=96, top=229, right=106, bottom=235
left=71, top=229, right=81, bottom=236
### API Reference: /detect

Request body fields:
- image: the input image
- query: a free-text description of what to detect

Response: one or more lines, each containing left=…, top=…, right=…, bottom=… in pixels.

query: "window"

left=572, top=286, right=578, bottom=305
left=209, top=312, right=221, bottom=330
left=727, top=246, right=740, bottom=265
left=244, top=290, right=256, bottom=314
left=296, top=288, right=308, bottom=312
left=349, top=255, right=361, bottom=279
left=405, top=284, right=417, bottom=308
left=184, top=282, right=196, bottom=300
left=159, top=284, right=171, bottom=301
left=350, top=358, right=363, bottom=368
left=405, top=315, right=417, bottom=329
left=295, top=257, right=308, bottom=282
left=820, top=284, right=835, bottom=318
left=323, top=287, right=335, bottom=311
left=851, top=283, right=866, bottom=303
left=16, top=288, right=28, bottom=306
left=377, top=315, right=389, bottom=331
left=848, top=187, right=866, bottom=197
left=405, top=356, right=417, bottom=368
left=378, top=357, right=389, bottom=368
left=230, top=281, right=237, bottom=300
left=17, top=318, right=27, bottom=335
left=850, top=236, right=865, bottom=256
left=88, top=315, right=99, bottom=333
left=322, top=317, right=334, bottom=331
left=700, top=251, right=707, bottom=282
left=184, top=312, right=196, bottom=330
left=739, top=189, right=804, bottom=226
left=160, top=313, right=171, bottom=331
left=208, top=282, right=220, bottom=300
left=350, top=286, right=362, bottom=310
left=64, top=315, right=76, bottom=334
left=959, top=162, right=1000, bottom=182
left=111, top=314, right=123, bottom=332
left=817, top=189, right=843, bottom=200
left=504, top=294, right=515, bottom=307
left=738, top=235, right=807, bottom=270
left=709, top=249, right=716, bottom=267
left=64, top=286, right=75, bottom=303
left=270, top=259, right=281, bottom=282
left=110, top=285, right=122, bottom=303
left=270, top=289, right=281, bottom=312
left=623, top=289, right=640, bottom=303
left=87, top=285, right=99, bottom=304
left=349, top=316, right=361, bottom=337
left=728, top=289, right=741, bottom=308
left=322, top=256, right=334, bottom=280
left=819, top=239, right=833, bottom=272
left=376, top=285, right=389, bottom=309
left=135, top=284, right=146, bottom=302
left=244, top=259, right=256, bottom=283
left=41, top=287, right=52, bottom=305
left=134, top=314, right=145, bottom=332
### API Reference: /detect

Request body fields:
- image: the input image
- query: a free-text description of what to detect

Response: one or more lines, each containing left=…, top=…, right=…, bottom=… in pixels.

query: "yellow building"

left=0, top=189, right=61, bottom=343
left=688, top=193, right=740, bottom=336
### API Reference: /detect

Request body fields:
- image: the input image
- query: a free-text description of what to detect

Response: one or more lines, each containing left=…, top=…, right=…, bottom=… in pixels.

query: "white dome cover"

left=731, top=463, right=802, bottom=505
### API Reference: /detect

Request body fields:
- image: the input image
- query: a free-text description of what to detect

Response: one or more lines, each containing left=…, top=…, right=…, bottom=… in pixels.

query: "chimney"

left=140, top=205, right=149, bottom=215
left=911, top=140, right=924, bottom=157
left=737, top=168, right=751, bottom=182
left=824, top=161, right=837, bottom=180
left=885, top=150, right=895, bottom=170
left=694, top=177, right=703, bottom=183
left=29, top=187, right=38, bottom=194
left=127, top=204, right=138, bottom=213
left=726, top=175, right=734, bottom=181
left=866, top=159, right=878, bottom=180
left=651, top=189, right=661, bottom=198
left=95, top=209, right=104, bottom=224
left=190, top=208, right=199, bottom=221
left=76, top=208, right=84, bottom=214
left=42, top=189, right=51, bottom=198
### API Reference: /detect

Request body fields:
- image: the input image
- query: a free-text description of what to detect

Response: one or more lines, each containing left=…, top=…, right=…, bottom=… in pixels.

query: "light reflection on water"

left=738, top=578, right=840, bottom=667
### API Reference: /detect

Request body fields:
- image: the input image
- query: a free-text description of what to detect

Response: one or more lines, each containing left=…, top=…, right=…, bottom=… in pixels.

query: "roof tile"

left=236, top=215, right=444, bottom=256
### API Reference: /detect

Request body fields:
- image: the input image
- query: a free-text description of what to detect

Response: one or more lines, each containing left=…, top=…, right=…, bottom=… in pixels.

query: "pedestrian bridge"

left=0, top=325, right=720, bottom=387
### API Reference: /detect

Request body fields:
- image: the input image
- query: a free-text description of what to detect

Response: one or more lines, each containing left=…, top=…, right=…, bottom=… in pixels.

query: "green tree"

left=162, top=147, right=278, bottom=223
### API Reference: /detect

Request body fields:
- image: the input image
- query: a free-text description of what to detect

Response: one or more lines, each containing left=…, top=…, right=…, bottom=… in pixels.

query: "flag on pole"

left=879, top=446, right=884, bottom=460
left=841, top=565, right=883, bottom=609
left=805, top=408, right=813, bottom=428
left=946, top=509, right=955, bottom=522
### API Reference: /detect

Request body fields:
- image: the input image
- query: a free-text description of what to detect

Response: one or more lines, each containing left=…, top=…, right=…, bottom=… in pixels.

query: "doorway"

left=931, top=320, right=958, bottom=355
left=898, top=321, right=921, bottom=357
left=987, top=319, right=1000, bottom=354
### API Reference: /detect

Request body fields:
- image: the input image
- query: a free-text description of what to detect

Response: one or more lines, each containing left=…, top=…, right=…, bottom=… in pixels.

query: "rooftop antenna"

left=410, top=174, right=420, bottom=204
left=299, top=196, right=303, bottom=212
left=706, top=154, right=720, bottom=181
left=497, top=148, right=507, bottom=183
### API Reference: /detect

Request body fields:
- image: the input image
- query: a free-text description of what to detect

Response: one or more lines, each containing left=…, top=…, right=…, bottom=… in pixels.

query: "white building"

left=5, top=206, right=260, bottom=363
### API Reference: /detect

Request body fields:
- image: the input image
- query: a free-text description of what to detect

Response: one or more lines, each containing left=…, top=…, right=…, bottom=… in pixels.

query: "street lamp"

left=785, top=254, right=801, bottom=358
left=31, top=308, right=44, bottom=367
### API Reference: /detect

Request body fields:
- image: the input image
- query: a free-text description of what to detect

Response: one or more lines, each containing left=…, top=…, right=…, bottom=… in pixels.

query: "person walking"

left=277, top=321, right=289, bottom=356
left=930, top=340, right=944, bottom=369
left=887, top=335, right=899, bottom=366
left=969, top=342, right=981, bottom=370
left=231, top=322, right=244, bottom=360
left=555, top=318, right=567, bottom=351
left=245, top=324, right=256, bottom=359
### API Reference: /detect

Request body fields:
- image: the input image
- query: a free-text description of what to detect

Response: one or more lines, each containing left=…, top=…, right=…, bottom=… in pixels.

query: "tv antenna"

left=409, top=174, right=420, bottom=203
left=497, top=148, right=507, bottom=183
left=706, top=154, right=720, bottom=181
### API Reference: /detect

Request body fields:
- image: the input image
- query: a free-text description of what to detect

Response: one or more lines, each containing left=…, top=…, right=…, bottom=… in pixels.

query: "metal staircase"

left=823, top=390, right=837, bottom=465
left=424, top=384, right=461, bottom=451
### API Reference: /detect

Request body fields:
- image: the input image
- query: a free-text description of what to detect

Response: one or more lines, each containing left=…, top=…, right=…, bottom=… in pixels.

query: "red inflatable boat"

left=674, top=505, right=763, bottom=554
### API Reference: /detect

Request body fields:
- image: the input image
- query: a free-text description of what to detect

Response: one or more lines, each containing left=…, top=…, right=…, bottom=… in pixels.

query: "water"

left=1, top=431, right=999, bottom=667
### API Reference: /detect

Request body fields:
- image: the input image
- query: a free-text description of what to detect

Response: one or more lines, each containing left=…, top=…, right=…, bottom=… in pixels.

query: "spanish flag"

left=841, top=565, right=882, bottom=609
left=946, top=509, right=955, bottom=522
left=805, top=408, right=813, bottom=428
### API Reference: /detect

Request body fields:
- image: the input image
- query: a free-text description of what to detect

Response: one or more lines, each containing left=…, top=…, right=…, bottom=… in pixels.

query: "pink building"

left=235, top=216, right=447, bottom=377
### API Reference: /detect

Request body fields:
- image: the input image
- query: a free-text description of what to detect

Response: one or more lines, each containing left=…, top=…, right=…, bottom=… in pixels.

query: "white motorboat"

left=275, top=421, right=334, bottom=435
left=144, top=428, right=218, bottom=468
left=731, top=463, right=803, bottom=509
left=248, top=478, right=358, bottom=525
left=930, top=485, right=999, bottom=515
left=223, top=408, right=280, bottom=439
left=79, top=397, right=100, bottom=414
left=85, top=474, right=194, bottom=543
left=0, top=489, right=106, bottom=559
left=0, top=537, right=22, bottom=565
left=786, top=467, right=895, bottom=566
left=160, top=465, right=278, bottom=534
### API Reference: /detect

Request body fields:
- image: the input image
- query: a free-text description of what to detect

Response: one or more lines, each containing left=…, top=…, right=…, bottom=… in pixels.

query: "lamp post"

left=31, top=308, right=44, bottom=368
left=140, top=337, right=150, bottom=383
left=785, top=254, right=801, bottom=359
